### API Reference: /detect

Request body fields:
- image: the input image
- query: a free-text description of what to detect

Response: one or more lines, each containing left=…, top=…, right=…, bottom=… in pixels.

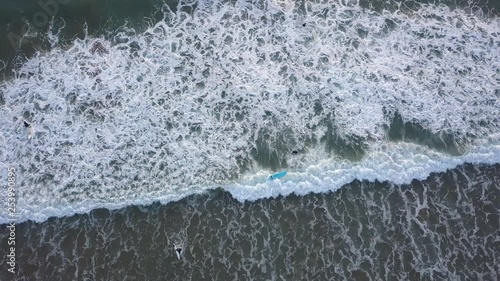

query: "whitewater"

left=0, top=0, right=499, bottom=223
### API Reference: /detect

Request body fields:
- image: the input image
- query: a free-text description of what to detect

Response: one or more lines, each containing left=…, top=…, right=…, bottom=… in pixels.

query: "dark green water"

left=0, top=0, right=161, bottom=65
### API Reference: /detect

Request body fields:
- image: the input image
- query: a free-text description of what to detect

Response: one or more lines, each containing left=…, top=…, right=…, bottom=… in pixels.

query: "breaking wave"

left=0, top=0, right=499, bottom=223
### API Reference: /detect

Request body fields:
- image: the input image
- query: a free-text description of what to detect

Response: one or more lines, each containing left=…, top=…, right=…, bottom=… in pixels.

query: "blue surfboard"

left=268, top=171, right=287, bottom=181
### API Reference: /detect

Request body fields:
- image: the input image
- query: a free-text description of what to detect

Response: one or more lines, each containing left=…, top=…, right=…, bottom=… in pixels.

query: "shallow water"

left=1, top=163, right=499, bottom=280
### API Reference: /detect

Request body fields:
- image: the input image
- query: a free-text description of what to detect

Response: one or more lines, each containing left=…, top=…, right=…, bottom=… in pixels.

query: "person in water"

left=173, top=244, right=182, bottom=260
left=24, top=120, right=35, bottom=139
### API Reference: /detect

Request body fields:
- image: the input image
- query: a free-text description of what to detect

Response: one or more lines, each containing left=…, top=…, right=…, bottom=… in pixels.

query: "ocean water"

left=0, top=164, right=499, bottom=280
left=0, top=0, right=499, bottom=280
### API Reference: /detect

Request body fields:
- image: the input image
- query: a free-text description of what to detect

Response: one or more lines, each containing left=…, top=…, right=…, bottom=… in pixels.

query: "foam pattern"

left=0, top=0, right=499, bottom=223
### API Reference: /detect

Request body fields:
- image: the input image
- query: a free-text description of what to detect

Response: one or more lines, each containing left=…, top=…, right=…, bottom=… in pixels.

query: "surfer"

left=173, top=244, right=182, bottom=260
left=24, top=120, right=35, bottom=139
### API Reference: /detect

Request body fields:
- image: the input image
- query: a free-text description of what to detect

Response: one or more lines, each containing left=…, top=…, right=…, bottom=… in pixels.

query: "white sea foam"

left=229, top=137, right=500, bottom=201
left=0, top=0, right=499, bottom=223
